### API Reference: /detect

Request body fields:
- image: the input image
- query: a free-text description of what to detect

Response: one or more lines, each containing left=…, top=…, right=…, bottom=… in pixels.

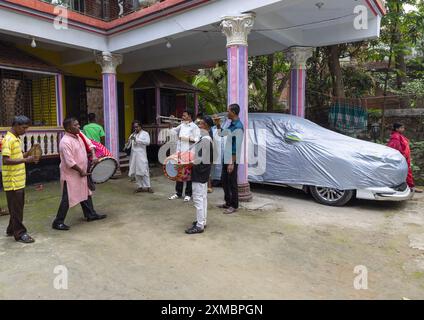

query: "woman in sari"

left=387, top=123, right=422, bottom=193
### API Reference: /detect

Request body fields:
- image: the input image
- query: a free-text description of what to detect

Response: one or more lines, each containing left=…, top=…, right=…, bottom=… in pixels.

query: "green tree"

left=248, top=52, right=290, bottom=111
left=192, top=63, right=228, bottom=114
left=368, top=0, right=424, bottom=91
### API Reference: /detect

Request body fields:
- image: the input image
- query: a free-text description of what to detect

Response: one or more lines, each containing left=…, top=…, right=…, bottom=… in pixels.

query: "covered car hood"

left=212, top=113, right=408, bottom=190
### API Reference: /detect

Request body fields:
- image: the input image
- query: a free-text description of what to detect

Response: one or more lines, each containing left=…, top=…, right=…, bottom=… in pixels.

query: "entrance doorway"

left=65, top=76, right=125, bottom=150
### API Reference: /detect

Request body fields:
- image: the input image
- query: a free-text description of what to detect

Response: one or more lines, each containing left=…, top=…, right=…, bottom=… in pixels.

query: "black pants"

left=176, top=181, right=192, bottom=197
left=54, top=181, right=97, bottom=224
left=221, top=164, right=238, bottom=209
left=6, top=189, right=27, bottom=240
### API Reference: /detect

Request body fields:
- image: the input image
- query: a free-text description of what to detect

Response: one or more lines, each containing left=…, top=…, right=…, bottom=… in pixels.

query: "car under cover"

left=212, top=113, right=408, bottom=190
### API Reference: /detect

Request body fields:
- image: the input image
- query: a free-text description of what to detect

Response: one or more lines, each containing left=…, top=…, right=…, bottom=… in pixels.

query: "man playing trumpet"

left=168, top=111, right=200, bottom=202
left=128, top=120, right=153, bottom=193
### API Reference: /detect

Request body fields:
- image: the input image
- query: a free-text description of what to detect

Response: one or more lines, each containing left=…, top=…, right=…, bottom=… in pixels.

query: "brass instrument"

left=212, top=114, right=226, bottom=126
left=124, top=131, right=136, bottom=151
left=158, top=115, right=183, bottom=125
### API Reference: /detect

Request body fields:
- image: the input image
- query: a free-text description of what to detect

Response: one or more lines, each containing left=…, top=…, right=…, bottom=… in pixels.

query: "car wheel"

left=309, top=186, right=354, bottom=206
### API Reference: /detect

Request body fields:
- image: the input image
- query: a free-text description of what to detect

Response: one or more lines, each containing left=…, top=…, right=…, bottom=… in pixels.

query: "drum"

left=28, top=143, right=42, bottom=163
left=90, top=140, right=113, bottom=158
left=163, top=152, right=194, bottom=182
left=89, top=157, right=118, bottom=184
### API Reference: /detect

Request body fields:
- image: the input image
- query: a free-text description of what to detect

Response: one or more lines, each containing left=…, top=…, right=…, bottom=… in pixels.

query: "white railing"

left=0, top=127, right=63, bottom=157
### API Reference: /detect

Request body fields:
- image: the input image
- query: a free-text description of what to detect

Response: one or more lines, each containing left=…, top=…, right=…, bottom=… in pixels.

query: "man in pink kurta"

left=52, top=117, right=107, bottom=231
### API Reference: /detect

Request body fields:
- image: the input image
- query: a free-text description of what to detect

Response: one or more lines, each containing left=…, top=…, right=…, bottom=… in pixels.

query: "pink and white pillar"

left=221, top=13, right=255, bottom=202
left=287, top=47, right=313, bottom=118
left=95, top=52, right=123, bottom=160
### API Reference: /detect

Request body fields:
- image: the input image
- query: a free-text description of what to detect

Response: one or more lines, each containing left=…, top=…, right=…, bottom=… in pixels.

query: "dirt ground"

left=0, top=167, right=424, bottom=300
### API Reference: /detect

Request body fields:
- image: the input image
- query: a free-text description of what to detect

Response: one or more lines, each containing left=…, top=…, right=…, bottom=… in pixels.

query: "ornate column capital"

left=287, top=47, right=313, bottom=69
left=220, top=13, right=255, bottom=47
left=95, top=51, right=123, bottom=74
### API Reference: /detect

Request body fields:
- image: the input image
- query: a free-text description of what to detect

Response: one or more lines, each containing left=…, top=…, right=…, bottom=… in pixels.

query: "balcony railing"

left=40, top=0, right=164, bottom=21
left=0, top=127, right=63, bottom=158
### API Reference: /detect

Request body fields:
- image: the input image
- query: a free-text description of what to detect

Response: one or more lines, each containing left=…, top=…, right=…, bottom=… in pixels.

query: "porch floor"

left=0, top=167, right=424, bottom=299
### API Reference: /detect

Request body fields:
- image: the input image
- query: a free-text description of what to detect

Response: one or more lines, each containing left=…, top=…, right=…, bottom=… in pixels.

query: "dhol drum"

left=163, top=151, right=194, bottom=182
left=89, top=156, right=118, bottom=184
left=28, top=143, right=42, bottom=163
left=90, top=140, right=113, bottom=158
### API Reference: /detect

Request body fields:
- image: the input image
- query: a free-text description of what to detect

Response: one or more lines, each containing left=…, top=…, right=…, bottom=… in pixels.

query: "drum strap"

left=78, top=132, right=92, bottom=154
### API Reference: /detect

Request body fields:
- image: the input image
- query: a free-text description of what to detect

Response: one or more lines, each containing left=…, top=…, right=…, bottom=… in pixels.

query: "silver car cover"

left=212, top=113, right=408, bottom=190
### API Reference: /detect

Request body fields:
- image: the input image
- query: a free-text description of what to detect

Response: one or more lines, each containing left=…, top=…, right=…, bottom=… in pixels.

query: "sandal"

left=192, top=221, right=207, bottom=229
left=0, top=208, right=9, bottom=216
left=185, top=225, right=204, bottom=234
left=18, top=233, right=35, bottom=243
left=207, top=188, right=213, bottom=193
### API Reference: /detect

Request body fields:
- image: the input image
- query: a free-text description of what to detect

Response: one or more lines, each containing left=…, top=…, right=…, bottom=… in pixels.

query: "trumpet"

left=158, top=115, right=183, bottom=125
left=212, top=114, right=226, bottom=125
left=124, top=131, right=136, bottom=150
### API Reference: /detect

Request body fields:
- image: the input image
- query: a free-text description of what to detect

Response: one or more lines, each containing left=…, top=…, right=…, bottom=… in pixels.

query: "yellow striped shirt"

left=1, top=132, right=25, bottom=191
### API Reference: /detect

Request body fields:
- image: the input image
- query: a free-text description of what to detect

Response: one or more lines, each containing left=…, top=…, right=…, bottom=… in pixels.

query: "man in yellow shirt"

left=0, top=145, right=9, bottom=216
left=1, top=116, right=37, bottom=243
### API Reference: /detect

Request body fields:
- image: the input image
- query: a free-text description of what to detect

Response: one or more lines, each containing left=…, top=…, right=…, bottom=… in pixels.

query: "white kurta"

left=128, top=130, right=150, bottom=177
left=171, top=121, right=200, bottom=152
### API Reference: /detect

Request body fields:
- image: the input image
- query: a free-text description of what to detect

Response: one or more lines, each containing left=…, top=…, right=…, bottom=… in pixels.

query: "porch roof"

left=0, top=42, right=60, bottom=74
left=131, top=70, right=200, bottom=93
left=0, top=0, right=386, bottom=72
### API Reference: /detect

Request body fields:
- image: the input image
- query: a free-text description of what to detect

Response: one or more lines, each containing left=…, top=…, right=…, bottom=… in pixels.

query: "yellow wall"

left=31, top=77, right=57, bottom=126
left=17, top=45, right=143, bottom=138
left=118, top=72, right=141, bottom=138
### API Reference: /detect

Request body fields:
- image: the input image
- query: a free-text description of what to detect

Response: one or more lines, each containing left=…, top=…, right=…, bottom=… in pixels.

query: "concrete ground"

left=0, top=167, right=424, bottom=300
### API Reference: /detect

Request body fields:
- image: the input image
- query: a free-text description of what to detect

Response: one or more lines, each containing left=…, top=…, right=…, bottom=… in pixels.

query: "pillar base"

left=238, top=182, right=252, bottom=202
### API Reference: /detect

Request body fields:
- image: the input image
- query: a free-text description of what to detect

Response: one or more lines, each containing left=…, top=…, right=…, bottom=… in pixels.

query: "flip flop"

left=17, top=233, right=35, bottom=244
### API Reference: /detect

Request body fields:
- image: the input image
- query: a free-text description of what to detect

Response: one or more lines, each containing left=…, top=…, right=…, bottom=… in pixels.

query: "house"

left=0, top=0, right=386, bottom=199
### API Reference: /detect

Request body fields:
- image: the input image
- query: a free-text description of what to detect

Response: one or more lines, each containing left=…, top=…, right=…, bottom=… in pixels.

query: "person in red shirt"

left=387, top=123, right=422, bottom=193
